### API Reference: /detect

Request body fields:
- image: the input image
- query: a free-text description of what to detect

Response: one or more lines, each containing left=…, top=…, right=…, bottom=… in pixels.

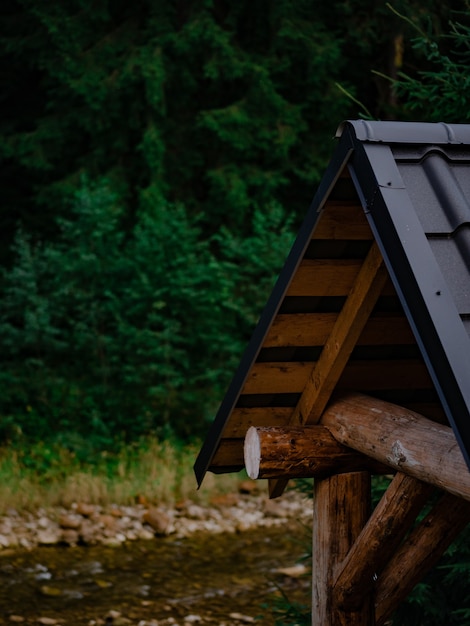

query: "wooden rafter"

left=269, top=241, right=388, bottom=497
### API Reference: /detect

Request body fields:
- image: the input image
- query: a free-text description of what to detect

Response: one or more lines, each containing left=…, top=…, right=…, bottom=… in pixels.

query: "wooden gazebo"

left=194, top=120, right=470, bottom=625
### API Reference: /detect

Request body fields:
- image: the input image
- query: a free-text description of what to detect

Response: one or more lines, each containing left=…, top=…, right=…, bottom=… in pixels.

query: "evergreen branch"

left=385, top=3, right=428, bottom=40
left=334, top=82, right=374, bottom=120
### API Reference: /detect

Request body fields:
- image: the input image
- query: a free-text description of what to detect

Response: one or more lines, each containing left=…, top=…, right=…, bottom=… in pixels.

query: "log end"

left=244, top=426, right=261, bottom=479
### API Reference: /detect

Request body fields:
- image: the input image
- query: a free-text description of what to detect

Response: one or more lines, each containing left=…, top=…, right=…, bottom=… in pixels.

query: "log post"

left=332, top=473, right=433, bottom=610
left=375, top=492, right=470, bottom=625
left=313, top=472, right=374, bottom=626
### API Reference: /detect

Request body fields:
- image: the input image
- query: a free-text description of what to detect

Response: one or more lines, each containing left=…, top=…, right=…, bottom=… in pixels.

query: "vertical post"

left=312, top=471, right=374, bottom=626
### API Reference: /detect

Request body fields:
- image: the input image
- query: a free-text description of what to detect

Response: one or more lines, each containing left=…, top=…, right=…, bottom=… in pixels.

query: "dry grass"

left=0, top=438, right=242, bottom=514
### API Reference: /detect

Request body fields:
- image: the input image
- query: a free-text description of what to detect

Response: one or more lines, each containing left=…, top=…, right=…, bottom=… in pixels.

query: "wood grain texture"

left=313, top=472, right=374, bottom=625
left=322, top=393, right=470, bottom=502
left=333, top=473, right=433, bottom=610
left=243, top=425, right=388, bottom=479
left=375, top=492, right=470, bottom=625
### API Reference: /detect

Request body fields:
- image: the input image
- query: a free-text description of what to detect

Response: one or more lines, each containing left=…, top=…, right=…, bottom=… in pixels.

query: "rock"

left=209, top=493, right=239, bottom=508
left=275, top=563, right=308, bottom=578
left=60, top=529, right=79, bottom=545
left=184, top=504, right=207, bottom=520
left=228, top=613, right=255, bottom=623
left=79, top=519, right=100, bottom=545
left=8, top=616, right=25, bottom=623
left=238, top=480, right=260, bottom=495
left=37, top=516, right=53, bottom=529
left=37, top=528, right=62, bottom=546
left=105, top=611, right=132, bottom=626
left=39, top=586, right=62, bottom=597
left=38, top=618, right=60, bottom=625
left=76, top=503, right=96, bottom=517
left=142, top=508, right=172, bottom=535
left=58, top=514, right=82, bottom=530
left=137, top=528, right=155, bottom=541
left=98, top=514, right=117, bottom=530
left=263, top=498, right=288, bottom=518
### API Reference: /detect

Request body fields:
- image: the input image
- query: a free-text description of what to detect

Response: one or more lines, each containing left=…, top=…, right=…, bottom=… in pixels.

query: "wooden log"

left=375, top=492, right=470, bottom=626
left=321, top=393, right=470, bottom=502
left=332, top=473, right=433, bottom=611
left=313, top=472, right=374, bottom=625
left=244, top=425, right=389, bottom=480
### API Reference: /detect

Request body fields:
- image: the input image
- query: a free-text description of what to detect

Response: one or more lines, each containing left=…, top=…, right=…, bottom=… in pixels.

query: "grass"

left=0, top=437, right=242, bottom=514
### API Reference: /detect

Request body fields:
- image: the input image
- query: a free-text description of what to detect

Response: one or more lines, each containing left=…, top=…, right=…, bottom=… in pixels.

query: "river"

left=0, top=524, right=311, bottom=625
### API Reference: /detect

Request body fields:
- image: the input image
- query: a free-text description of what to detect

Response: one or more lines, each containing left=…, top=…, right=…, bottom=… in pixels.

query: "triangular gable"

left=194, top=120, right=470, bottom=487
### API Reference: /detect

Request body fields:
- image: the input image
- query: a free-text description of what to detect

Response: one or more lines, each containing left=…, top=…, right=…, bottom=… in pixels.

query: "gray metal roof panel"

left=338, top=119, right=470, bottom=145
left=345, top=124, right=470, bottom=467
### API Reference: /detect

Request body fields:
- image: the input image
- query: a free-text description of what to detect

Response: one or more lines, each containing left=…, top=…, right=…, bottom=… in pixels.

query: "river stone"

left=37, top=528, right=62, bottom=545
left=61, top=528, right=79, bottom=545
left=75, top=502, right=96, bottom=517
left=58, top=514, right=82, bottom=530
left=142, top=508, right=172, bottom=535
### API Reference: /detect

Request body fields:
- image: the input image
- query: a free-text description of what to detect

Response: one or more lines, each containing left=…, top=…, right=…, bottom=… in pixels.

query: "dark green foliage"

left=392, top=4, right=470, bottom=122
left=0, top=178, right=294, bottom=443
left=0, top=0, right=350, bottom=255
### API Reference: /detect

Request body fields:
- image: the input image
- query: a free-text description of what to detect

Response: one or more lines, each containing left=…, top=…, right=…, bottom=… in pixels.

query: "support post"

left=312, top=472, right=374, bottom=626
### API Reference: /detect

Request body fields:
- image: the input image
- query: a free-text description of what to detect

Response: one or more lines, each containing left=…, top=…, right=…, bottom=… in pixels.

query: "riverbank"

left=0, top=481, right=312, bottom=552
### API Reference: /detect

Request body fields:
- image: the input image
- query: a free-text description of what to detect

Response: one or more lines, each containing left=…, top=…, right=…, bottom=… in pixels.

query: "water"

left=0, top=525, right=310, bottom=625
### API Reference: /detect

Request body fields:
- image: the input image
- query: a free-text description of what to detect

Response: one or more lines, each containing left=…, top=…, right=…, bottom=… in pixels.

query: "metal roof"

left=194, top=120, right=470, bottom=487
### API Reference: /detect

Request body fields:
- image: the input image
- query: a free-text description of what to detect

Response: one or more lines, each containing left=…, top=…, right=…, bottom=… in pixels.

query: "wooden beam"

left=263, top=312, right=414, bottom=348
left=269, top=242, right=387, bottom=498
left=375, top=492, right=470, bottom=626
left=286, top=259, right=363, bottom=297
left=222, top=407, right=293, bottom=438
left=312, top=202, right=373, bottom=240
left=321, top=393, right=470, bottom=502
left=332, top=473, right=433, bottom=611
left=313, top=472, right=374, bottom=625
left=242, top=360, right=432, bottom=395
left=244, top=425, right=389, bottom=479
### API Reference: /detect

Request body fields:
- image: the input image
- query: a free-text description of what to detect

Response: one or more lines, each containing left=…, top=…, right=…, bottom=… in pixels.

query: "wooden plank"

left=222, top=407, right=293, bottom=438
left=242, top=359, right=431, bottom=395
left=269, top=243, right=387, bottom=499
left=286, top=259, right=362, bottom=297
left=338, top=359, right=433, bottom=391
left=313, top=202, right=373, bottom=240
left=321, top=393, right=470, bottom=502
left=375, top=492, right=470, bottom=626
left=313, top=472, right=374, bottom=625
left=263, top=313, right=415, bottom=348
left=244, top=425, right=389, bottom=479
left=210, top=439, right=244, bottom=468
left=333, top=473, right=433, bottom=610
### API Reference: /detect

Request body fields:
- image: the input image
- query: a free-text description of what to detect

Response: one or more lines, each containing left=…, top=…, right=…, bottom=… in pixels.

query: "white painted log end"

left=244, top=426, right=261, bottom=479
